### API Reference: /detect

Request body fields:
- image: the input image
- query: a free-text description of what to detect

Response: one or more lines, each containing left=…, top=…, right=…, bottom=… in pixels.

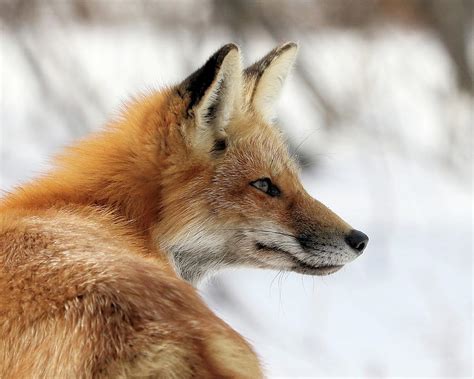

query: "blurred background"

left=0, top=0, right=472, bottom=377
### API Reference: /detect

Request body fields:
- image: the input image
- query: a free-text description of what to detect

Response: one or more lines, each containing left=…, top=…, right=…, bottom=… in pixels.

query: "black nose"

left=345, top=229, right=369, bottom=254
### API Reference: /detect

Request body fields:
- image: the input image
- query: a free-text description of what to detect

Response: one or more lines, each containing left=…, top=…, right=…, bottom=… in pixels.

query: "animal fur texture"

left=0, top=42, right=368, bottom=378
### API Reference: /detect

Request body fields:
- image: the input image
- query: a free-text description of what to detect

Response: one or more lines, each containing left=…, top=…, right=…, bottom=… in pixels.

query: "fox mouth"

left=255, top=243, right=344, bottom=276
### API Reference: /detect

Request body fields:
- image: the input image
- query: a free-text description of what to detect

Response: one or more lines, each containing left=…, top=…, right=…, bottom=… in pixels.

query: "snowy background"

left=0, top=1, right=472, bottom=377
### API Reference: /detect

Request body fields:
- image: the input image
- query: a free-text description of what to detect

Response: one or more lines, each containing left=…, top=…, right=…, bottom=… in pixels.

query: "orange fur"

left=0, top=207, right=261, bottom=378
left=1, top=43, right=366, bottom=377
left=1, top=64, right=263, bottom=379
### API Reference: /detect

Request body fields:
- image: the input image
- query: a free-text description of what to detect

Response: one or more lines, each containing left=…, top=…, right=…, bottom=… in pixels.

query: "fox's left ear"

left=244, top=42, right=298, bottom=123
left=179, top=44, right=242, bottom=151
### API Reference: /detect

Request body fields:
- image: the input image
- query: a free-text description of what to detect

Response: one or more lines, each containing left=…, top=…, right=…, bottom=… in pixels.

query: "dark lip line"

left=255, top=242, right=339, bottom=271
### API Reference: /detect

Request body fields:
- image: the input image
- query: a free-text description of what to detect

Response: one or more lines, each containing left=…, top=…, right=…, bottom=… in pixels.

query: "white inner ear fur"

left=253, top=45, right=298, bottom=123
left=194, top=50, right=243, bottom=148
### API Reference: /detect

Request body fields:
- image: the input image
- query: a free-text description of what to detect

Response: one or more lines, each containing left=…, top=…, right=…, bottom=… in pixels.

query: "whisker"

left=278, top=271, right=284, bottom=315
left=290, top=128, right=321, bottom=162
left=270, top=270, right=282, bottom=296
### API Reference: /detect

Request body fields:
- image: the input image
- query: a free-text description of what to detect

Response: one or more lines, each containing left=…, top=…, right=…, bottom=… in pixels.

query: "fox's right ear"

left=179, top=44, right=242, bottom=151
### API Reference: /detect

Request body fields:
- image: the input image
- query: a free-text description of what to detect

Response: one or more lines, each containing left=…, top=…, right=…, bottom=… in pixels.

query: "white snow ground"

left=0, top=22, right=472, bottom=377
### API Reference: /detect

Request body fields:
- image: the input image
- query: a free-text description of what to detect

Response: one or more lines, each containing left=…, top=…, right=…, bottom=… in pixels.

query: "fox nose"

left=345, top=229, right=369, bottom=254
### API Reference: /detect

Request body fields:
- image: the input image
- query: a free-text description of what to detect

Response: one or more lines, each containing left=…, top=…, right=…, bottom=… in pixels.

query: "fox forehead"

left=224, top=114, right=300, bottom=179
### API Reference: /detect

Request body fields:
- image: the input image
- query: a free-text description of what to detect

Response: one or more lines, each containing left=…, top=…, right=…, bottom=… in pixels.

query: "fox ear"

left=244, top=42, right=298, bottom=123
left=179, top=44, right=242, bottom=150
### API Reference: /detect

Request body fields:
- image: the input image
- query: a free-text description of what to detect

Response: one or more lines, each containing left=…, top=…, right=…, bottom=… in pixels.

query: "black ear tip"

left=210, top=43, right=239, bottom=65
left=278, top=41, right=298, bottom=52
left=180, top=43, right=240, bottom=110
left=219, top=43, right=240, bottom=54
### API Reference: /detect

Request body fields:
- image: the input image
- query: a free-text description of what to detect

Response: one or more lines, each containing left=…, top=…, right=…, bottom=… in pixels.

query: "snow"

left=1, top=21, right=471, bottom=377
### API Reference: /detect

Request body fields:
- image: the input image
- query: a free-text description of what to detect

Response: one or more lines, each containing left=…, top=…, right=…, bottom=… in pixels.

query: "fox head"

left=139, top=43, right=369, bottom=283
left=24, top=43, right=367, bottom=284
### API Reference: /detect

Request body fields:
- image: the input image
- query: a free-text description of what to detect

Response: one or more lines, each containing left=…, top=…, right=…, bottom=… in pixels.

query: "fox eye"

left=250, top=178, right=281, bottom=197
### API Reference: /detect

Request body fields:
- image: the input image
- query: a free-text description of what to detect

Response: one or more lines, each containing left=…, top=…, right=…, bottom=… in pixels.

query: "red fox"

left=0, top=42, right=368, bottom=378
